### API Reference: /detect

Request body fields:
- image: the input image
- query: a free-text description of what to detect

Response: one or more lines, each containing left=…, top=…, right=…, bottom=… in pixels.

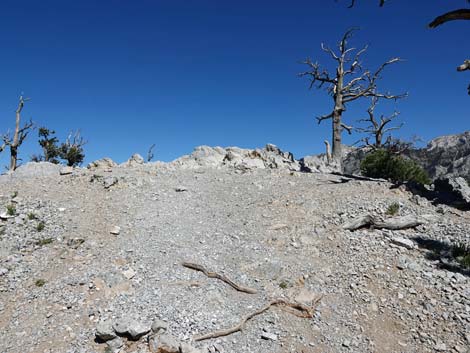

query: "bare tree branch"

left=316, top=112, right=334, bottom=124
left=299, top=59, right=336, bottom=90
left=321, top=43, right=340, bottom=61
left=457, top=60, right=470, bottom=94
left=147, top=143, right=156, bottom=162
left=429, top=8, right=470, bottom=28
left=356, top=94, right=404, bottom=147
left=457, top=60, right=470, bottom=72
left=341, top=122, right=353, bottom=134
left=18, top=119, right=34, bottom=145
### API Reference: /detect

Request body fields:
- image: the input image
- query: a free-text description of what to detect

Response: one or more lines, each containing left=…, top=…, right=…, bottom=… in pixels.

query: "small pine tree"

left=360, top=149, right=430, bottom=185
left=37, top=127, right=60, bottom=163
left=59, top=131, right=86, bottom=166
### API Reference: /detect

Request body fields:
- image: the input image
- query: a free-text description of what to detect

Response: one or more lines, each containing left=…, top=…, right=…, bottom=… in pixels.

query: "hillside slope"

left=0, top=162, right=469, bottom=353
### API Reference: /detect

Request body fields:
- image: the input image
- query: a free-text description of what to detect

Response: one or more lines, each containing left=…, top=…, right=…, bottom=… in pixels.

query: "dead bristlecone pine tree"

left=1, top=96, right=34, bottom=171
left=299, top=28, right=406, bottom=170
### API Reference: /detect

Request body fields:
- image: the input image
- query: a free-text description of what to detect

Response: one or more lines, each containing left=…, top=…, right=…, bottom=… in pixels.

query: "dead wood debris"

left=343, top=214, right=435, bottom=231
left=194, top=296, right=322, bottom=341
left=181, top=262, right=258, bottom=294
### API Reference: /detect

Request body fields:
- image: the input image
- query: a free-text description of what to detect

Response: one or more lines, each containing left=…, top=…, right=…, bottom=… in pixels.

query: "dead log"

left=343, top=214, right=432, bottom=231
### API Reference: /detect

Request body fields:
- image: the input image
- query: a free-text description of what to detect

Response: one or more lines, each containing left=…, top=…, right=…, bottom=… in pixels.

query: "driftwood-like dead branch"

left=194, top=296, right=322, bottom=341
left=457, top=60, right=470, bottom=95
left=343, top=214, right=432, bottom=231
left=182, top=262, right=257, bottom=294
left=429, top=8, right=470, bottom=28
left=458, top=60, right=470, bottom=72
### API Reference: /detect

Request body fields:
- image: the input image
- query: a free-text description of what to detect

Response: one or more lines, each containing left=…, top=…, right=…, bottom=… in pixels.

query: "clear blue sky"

left=0, top=0, right=468, bottom=166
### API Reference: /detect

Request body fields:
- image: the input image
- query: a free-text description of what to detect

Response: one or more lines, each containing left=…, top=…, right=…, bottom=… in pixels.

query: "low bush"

left=386, top=202, right=400, bottom=216
left=360, top=149, right=430, bottom=185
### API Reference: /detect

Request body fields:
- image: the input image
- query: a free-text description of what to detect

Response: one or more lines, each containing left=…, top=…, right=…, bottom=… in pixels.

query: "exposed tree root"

left=194, top=296, right=322, bottom=341
left=182, top=262, right=258, bottom=294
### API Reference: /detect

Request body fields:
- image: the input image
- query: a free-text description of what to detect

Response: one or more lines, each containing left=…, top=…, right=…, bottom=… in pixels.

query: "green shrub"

left=386, top=202, right=400, bottom=216
left=36, top=221, right=45, bottom=232
left=37, top=238, right=53, bottom=246
left=360, top=149, right=430, bottom=185
left=6, top=205, right=16, bottom=216
left=35, top=279, right=46, bottom=287
left=27, top=212, right=37, bottom=220
left=452, top=243, right=470, bottom=269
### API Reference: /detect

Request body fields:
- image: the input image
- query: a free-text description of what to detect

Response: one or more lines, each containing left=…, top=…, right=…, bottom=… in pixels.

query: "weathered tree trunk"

left=10, top=99, right=24, bottom=170
left=332, top=111, right=342, bottom=165
left=332, top=64, right=344, bottom=169
left=375, top=130, right=383, bottom=147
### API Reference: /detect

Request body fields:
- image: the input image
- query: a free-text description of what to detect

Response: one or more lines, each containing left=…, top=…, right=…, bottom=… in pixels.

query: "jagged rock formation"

left=87, top=157, right=118, bottom=170
left=410, top=131, right=470, bottom=180
left=169, top=144, right=300, bottom=171
left=341, top=131, right=470, bottom=181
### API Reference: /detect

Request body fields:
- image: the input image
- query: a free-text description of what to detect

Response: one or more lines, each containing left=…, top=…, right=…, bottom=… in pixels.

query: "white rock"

left=127, top=320, right=150, bottom=339
left=151, top=319, right=169, bottom=333
left=0, top=212, right=14, bottom=220
left=59, top=166, right=74, bottom=175
left=148, top=333, right=180, bottom=353
left=110, top=226, right=121, bottom=235
left=391, top=237, right=415, bottom=250
left=106, top=337, right=123, bottom=352
left=96, top=320, right=116, bottom=341
left=261, top=332, right=277, bottom=341
left=122, top=268, right=136, bottom=279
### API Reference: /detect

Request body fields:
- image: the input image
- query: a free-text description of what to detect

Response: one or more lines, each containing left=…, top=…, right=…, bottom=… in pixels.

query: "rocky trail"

left=0, top=147, right=469, bottom=353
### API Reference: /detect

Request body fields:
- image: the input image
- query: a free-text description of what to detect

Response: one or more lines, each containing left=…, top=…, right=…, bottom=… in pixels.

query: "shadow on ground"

left=412, top=236, right=470, bottom=276
left=400, top=181, right=470, bottom=211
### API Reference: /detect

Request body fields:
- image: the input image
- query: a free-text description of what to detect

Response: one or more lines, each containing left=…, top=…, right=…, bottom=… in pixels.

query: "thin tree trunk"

left=375, top=130, right=383, bottom=147
left=10, top=103, right=22, bottom=170
left=332, top=64, right=344, bottom=169
left=332, top=110, right=342, bottom=162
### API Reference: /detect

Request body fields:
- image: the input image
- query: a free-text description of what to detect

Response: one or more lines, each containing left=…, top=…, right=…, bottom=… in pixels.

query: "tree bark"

left=332, top=63, right=345, bottom=168
left=10, top=98, right=24, bottom=170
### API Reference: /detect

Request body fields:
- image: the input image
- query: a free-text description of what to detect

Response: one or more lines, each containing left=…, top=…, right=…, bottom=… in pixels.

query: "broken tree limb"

left=182, top=262, right=257, bottom=294
left=428, top=8, right=470, bottom=28
left=343, top=214, right=433, bottom=231
left=194, top=296, right=322, bottom=341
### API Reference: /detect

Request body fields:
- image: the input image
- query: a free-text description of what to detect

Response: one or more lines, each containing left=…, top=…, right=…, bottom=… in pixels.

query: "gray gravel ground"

left=0, top=165, right=469, bottom=353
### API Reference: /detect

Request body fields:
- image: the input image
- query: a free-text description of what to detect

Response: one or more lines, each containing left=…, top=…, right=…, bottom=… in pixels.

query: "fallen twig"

left=182, top=262, right=257, bottom=294
left=194, top=296, right=322, bottom=341
left=343, top=214, right=435, bottom=231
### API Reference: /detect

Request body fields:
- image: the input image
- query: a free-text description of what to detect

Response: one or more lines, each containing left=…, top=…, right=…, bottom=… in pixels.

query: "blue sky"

left=0, top=0, right=468, bottom=166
